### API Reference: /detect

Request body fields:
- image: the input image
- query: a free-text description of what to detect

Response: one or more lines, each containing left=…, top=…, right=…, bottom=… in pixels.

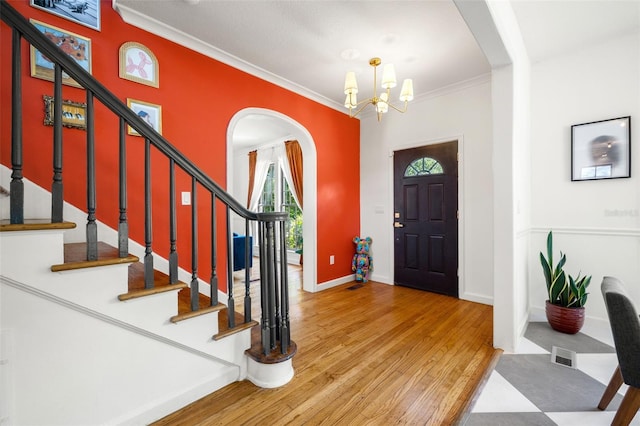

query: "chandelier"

left=343, top=57, right=414, bottom=122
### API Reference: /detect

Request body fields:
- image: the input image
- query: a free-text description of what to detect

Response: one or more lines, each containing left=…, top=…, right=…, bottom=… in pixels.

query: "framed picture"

left=127, top=99, right=162, bottom=136
left=43, top=95, right=86, bottom=130
left=30, top=0, right=101, bottom=31
left=571, top=116, right=631, bottom=181
left=119, top=42, right=159, bottom=88
left=30, top=19, right=92, bottom=88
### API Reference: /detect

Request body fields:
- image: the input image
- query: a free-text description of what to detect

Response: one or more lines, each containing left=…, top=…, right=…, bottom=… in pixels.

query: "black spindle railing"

left=85, top=91, right=97, bottom=260
left=51, top=65, right=63, bottom=223
left=190, top=178, right=199, bottom=311
left=169, top=159, right=178, bottom=284
left=210, top=193, right=218, bottom=306
left=226, top=205, right=235, bottom=328
left=144, top=138, right=154, bottom=288
left=118, top=117, right=128, bottom=257
left=243, top=219, right=251, bottom=322
left=1, top=2, right=292, bottom=359
left=10, top=27, right=23, bottom=224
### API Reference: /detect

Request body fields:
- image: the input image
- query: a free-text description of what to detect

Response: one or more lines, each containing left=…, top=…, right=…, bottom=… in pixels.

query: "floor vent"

left=551, top=346, right=577, bottom=368
left=347, top=283, right=364, bottom=290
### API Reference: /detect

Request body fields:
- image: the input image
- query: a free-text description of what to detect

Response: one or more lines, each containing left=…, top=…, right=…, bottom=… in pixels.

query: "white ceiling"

left=113, top=0, right=640, bottom=149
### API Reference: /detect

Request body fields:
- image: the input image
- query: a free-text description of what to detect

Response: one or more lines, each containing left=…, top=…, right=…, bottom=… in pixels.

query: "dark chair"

left=232, top=233, right=253, bottom=271
left=598, top=276, right=640, bottom=425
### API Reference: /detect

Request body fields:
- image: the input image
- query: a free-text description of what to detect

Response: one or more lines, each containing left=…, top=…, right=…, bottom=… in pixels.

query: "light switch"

left=181, top=192, right=191, bottom=205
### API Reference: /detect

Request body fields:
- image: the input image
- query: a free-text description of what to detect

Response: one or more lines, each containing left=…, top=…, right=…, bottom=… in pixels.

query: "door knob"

left=393, top=222, right=404, bottom=228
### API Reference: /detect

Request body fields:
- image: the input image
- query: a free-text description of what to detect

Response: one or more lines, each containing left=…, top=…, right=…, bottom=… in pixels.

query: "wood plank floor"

left=154, top=268, right=497, bottom=426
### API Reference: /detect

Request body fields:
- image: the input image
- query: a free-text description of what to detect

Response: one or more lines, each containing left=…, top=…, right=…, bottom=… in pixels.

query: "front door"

left=393, top=142, right=458, bottom=297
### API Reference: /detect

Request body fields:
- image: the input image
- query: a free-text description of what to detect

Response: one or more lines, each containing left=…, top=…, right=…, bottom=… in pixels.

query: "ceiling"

left=113, top=0, right=640, bottom=149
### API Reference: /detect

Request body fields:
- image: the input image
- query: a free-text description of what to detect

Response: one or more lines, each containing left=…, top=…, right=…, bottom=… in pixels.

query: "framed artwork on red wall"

left=30, top=0, right=101, bottom=31
left=29, top=19, right=91, bottom=88
left=127, top=98, right=162, bottom=136
left=43, top=95, right=87, bottom=130
left=119, top=42, right=159, bottom=88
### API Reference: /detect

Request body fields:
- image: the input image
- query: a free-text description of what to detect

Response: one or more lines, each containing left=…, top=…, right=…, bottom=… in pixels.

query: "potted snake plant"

left=539, top=231, right=591, bottom=334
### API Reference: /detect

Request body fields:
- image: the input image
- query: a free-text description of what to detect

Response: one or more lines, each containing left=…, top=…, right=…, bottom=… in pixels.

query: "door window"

left=404, top=157, right=444, bottom=177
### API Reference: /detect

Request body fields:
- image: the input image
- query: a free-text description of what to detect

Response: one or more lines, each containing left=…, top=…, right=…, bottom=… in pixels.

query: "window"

left=258, top=163, right=303, bottom=251
left=404, top=157, right=444, bottom=177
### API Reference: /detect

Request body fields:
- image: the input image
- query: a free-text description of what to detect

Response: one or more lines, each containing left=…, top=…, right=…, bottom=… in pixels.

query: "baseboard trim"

left=110, top=368, right=239, bottom=425
left=317, top=274, right=354, bottom=291
left=460, top=292, right=493, bottom=306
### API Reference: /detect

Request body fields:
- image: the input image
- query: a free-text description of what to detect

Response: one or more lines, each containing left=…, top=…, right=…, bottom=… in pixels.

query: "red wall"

left=0, top=0, right=360, bottom=286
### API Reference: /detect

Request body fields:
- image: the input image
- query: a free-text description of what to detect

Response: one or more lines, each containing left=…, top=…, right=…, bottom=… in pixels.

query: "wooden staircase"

left=0, top=214, right=256, bottom=424
left=1, top=4, right=295, bottom=423
left=1, top=218, right=257, bottom=339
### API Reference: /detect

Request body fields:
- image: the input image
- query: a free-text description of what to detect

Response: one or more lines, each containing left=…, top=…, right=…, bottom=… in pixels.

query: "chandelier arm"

left=386, top=101, right=409, bottom=114
left=349, top=101, right=375, bottom=119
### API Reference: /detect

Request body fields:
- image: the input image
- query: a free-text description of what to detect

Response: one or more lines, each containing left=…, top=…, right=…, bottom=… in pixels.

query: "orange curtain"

left=247, top=150, right=257, bottom=208
left=285, top=140, right=303, bottom=209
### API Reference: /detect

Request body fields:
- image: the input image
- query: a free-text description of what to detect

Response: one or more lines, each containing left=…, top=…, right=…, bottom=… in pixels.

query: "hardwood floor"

left=154, top=267, right=497, bottom=426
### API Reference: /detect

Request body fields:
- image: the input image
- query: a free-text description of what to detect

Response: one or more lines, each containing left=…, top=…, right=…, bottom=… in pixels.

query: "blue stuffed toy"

left=352, top=236, right=373, bottom=282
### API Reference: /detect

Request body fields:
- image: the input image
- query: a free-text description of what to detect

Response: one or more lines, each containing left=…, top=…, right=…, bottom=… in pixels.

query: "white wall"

left=2, top=281, right=238, bottom=425
left=483, top=0, right=532, bottom=352
left=360, top=77, right=494, bottom=305
left=528, top=31, right=640, bottom=324
left=232, top=147, right=251, bottom=234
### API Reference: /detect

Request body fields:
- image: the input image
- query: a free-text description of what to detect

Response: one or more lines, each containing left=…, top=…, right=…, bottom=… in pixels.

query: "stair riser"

left=0, top=230, right=65, bottom=279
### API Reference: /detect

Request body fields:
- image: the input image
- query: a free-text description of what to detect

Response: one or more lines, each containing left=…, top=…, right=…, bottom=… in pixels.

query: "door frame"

left=388, top=135, right=466, bottom=297
left=227, top=108, right=318, bottom=293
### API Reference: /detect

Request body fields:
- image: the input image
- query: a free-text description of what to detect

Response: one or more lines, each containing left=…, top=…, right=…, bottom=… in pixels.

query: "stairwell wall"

left=0, top=0, right=360, bottom=287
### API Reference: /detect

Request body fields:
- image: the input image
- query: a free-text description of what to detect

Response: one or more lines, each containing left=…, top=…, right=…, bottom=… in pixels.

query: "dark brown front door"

left=393, top=142, right=458, bottom=297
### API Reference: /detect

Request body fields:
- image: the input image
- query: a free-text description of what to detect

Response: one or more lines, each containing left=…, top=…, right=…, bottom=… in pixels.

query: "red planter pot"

left=545, top=300, right=585, bottom=334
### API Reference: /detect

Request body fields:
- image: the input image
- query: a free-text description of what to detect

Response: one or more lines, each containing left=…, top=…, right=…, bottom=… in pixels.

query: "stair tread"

left=51, top=241, right=138, bottom=271
left=170, top=301, right=225, bottom=323
left=213, top=309, right=258, bottom=340
left=118, top=262, right=188, bottom=300
left=0, top=219, right=76, bottom=232
left=171, top=286, right=225, bottom=322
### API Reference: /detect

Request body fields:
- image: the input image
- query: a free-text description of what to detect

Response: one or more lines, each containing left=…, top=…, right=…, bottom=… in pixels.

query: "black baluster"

left=259, top=221, right=269, bottom=354
left=144, top=138, right=154, bottom=289
left=279, top=219, right=290, bottom=353
left=210, top=193, right=218, bottom=306
left=118, top=117, right=128, bottom=257
left=226, top=205, right=235, bottom=328
left=51, top=65, right=63, bottom=223
left=169, top=159, right=178, bottom=284
left=273, top=222, right=284, bottom=341
left=244, top=219, right=251, bottom=323
left=190, top=177, right=199, bottom=311
left=10, top=28, right=23, bottom=224
left=86, top=91, right=97, bottom=261
left=266, top=220, right=277, bottom=351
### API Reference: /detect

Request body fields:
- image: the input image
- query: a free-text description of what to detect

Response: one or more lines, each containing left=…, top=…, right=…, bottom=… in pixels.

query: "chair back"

left=601, top=276, right=640, bottom=387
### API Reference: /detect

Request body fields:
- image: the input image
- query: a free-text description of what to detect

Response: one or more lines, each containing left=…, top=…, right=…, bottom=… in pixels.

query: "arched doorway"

left=226, top=108, right=317, bottom=293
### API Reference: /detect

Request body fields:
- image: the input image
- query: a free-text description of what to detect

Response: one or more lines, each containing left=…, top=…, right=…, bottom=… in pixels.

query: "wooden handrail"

left=1, top=0, right=292, bottom=356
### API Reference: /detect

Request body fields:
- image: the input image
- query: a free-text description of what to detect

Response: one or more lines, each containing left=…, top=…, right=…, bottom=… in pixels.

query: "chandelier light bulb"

left=344, top=71, right=358, bottom=94
left=381, top=64, right=397, bottom=89
left=377, top=93, right=389, bottom=113
left=344, top=93, right=357, bottom=108
left=399, top=79, right=414, bottom=102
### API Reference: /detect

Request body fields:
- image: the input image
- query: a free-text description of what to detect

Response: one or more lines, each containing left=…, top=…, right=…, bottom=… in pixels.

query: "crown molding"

left=112, top=1, right=344, bottom=113
left=112, top=1, right=492, bottom=120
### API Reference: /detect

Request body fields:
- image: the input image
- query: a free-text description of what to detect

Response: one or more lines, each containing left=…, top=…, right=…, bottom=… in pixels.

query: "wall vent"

left=551, top=346, right=577, bottom=369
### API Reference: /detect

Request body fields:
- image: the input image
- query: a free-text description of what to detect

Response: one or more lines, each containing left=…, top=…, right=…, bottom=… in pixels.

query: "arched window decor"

left=404, top=157, right=444, bottom=177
